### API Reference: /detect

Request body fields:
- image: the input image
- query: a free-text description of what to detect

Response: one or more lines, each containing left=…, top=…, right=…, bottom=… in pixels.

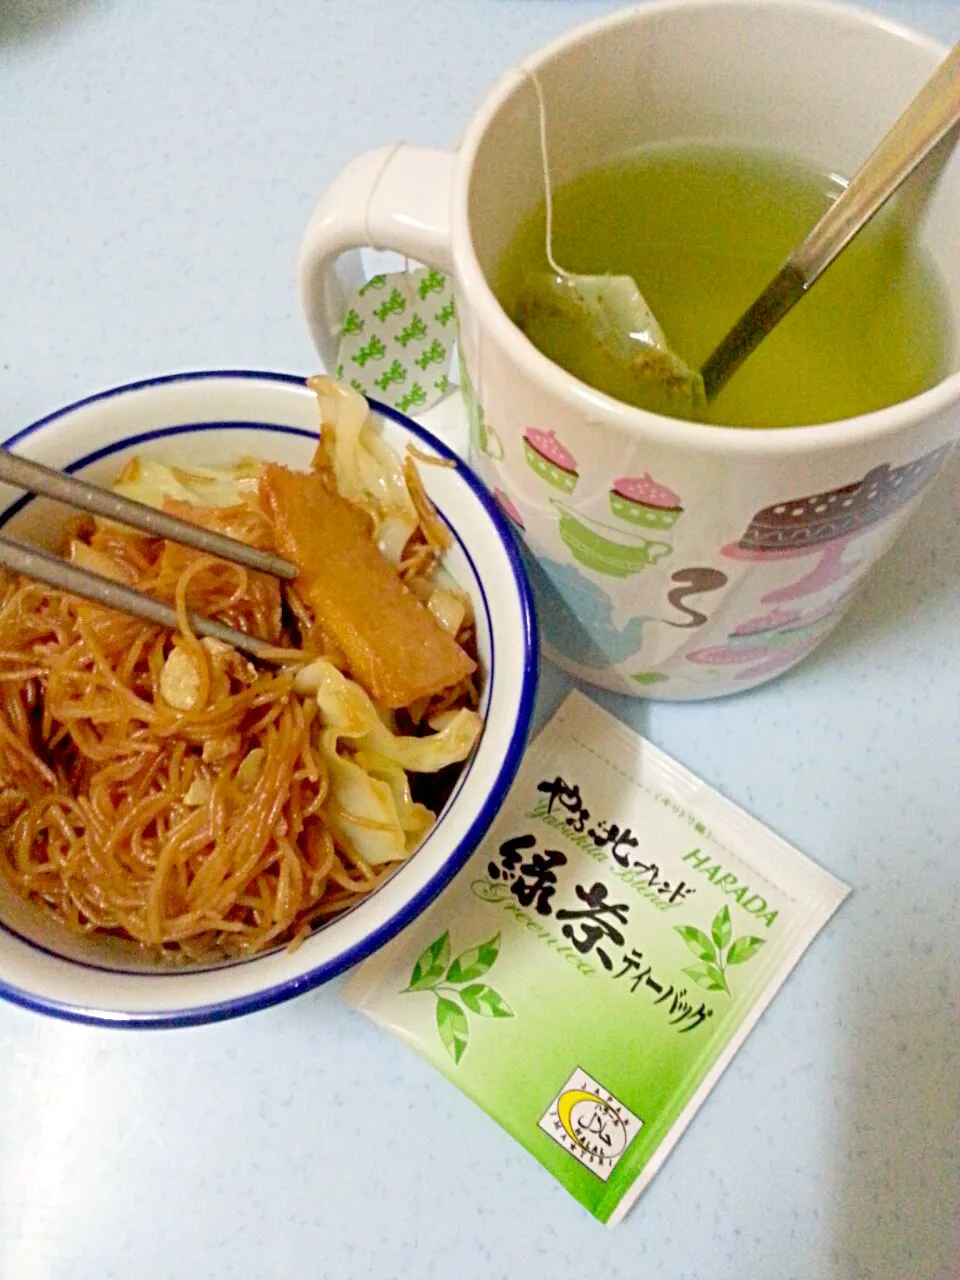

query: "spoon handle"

left=794, top=41, right=960, bottom=280
left=702, top=41, right=960, bottom=402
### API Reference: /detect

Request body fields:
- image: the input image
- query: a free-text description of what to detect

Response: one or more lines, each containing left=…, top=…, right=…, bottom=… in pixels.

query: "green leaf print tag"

left=335, top=267, right=457, bottom=415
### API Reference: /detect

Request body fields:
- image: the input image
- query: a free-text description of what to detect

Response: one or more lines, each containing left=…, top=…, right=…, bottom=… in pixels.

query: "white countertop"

left=1, top=2, right=957, bottom=1277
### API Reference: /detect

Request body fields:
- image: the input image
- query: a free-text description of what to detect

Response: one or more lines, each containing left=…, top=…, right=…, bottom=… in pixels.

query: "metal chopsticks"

left=0, top=451, right=297, bottom=579
left=0, top=449, right=299, bottom=663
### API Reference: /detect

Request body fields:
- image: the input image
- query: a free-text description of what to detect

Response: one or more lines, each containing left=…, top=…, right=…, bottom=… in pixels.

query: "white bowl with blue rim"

left=0, top=371, right=538, bottom=1027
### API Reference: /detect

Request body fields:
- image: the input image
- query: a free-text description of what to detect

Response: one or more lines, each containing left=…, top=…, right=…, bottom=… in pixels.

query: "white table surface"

left=1, top=2, right=958, bottom=1277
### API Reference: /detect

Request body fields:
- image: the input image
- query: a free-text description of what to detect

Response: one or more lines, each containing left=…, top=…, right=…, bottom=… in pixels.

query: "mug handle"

left=298, top=144, right=457, bottom=373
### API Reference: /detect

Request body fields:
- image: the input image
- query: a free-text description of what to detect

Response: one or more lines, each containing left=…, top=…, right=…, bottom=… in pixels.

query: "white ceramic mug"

left=300, top=0, right=960, bottom=700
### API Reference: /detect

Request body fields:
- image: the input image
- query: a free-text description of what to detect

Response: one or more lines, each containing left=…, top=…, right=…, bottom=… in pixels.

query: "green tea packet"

left=345, top=691, right=849, bottom=1226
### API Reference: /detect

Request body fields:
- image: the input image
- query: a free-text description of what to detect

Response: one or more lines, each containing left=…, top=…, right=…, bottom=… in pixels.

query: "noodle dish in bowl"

left=0, top=371, right=537, bottom=1026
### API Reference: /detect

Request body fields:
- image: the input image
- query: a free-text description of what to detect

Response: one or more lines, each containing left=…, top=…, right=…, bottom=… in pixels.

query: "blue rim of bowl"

left=0, top=370, right=540, bottom=1028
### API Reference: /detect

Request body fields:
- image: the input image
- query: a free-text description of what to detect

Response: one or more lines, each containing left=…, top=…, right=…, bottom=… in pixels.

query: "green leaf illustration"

left=711, top=905, right=732, bottom=952
left=683, top=962, right=729, bottom=993
left=436, top=996, right=469, bottom=1064
left=460, top=983, right=513, bottom=1019
left=446, top=932, right=501, bottom=985
left=405, top=930, right=450, bottom=992
left=727, top=935, right=766, bottom=966
left=674, top=925, right=717, bottom=964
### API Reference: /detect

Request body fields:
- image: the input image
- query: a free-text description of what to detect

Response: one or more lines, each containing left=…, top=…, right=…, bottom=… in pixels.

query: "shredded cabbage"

left=377, top=512, right=419, bottom=565
left=294, top=658, right=481, bottom=864
left=427, top=587, right=466, bottom=636
left=307, top=375, right=419, bottom=527
left=295, top=658, right=481, bottom=772
left=112, top=456, right=263, bottom=511
left=355, top=752, right=434, bottom=843
left=319, top=746, right=412, bottom=866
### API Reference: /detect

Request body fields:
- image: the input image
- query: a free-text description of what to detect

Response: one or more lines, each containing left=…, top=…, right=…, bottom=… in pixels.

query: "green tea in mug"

left=497, top=142, right=953, bottom=428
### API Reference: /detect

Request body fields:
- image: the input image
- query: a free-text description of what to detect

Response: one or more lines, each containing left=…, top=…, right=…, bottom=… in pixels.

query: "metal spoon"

left=701, top=38, right=960, bottom=402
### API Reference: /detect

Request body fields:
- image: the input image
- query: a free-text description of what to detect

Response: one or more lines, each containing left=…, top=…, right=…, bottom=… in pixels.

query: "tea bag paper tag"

left=334, top=267, right=457, bottom=416
left=346, top=690, right=850, bottom=1226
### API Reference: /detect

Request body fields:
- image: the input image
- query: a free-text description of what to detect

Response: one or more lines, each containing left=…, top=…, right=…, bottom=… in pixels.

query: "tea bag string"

left=361, top=142, right=421, bottom=306
left=518, top=64, right=571, bottom=281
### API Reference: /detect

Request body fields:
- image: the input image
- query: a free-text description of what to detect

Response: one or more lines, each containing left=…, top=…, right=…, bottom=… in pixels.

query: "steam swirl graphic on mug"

left=664, top=568, right=729, bottom=629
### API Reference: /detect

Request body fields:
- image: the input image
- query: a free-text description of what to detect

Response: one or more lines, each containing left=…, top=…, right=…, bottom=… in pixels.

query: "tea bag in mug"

left=513, top=68, right=707, bottom=419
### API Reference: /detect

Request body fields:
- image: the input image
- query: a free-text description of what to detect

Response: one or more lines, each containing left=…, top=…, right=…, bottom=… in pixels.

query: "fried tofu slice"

left=259, top=464, right=475, bottom=709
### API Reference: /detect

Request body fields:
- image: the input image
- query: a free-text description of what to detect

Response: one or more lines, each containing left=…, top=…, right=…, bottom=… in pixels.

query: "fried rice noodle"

left=0, top=387, right=482, bottom=963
